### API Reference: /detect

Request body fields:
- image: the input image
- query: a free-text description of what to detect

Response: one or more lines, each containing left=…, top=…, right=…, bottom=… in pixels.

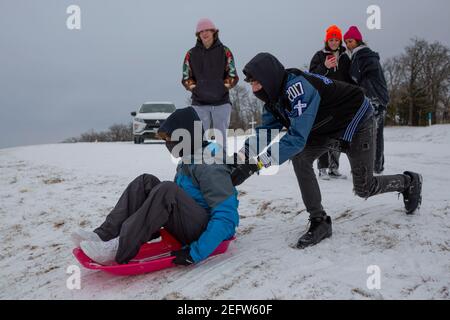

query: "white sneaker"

left=328, top=169, right=347, bottom=179
left=80, top=237, right=119, bottom=265
left=71, top=228, right=102, bottom=247
left=318, top=169, right=330, bottom=180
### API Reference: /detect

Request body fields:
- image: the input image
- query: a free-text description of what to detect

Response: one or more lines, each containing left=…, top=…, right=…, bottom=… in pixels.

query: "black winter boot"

left=296, top=216, right=332, bottom=249
left=402, top=171, right=423, bottom=214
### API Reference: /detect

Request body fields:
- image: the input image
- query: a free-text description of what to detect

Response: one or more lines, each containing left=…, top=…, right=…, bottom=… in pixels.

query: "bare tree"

left=229, top=84, right=251, bottom=130
left=422, top=42, right=450, bottom=124
left=108, top=123, right=133, bottom=141
left=401, top=38, right=428, bottom=125
left=385, top=38, right=450, bottom=126
left=384, top=57, right=406, bottom=124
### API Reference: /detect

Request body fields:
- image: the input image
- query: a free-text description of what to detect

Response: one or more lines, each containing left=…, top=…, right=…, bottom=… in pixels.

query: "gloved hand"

left=231, top=163, right=260, bottom=186
left=171, top=246, right=194, bottom=266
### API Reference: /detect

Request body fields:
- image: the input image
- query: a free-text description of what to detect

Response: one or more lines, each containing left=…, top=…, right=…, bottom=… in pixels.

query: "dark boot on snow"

left=402, top=171, right=423, bottom=214
left=296, top=216, right=332, bottom=249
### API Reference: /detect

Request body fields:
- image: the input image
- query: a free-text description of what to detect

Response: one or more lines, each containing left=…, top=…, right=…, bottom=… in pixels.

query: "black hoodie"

left=183, top=39, right=236, bottom=106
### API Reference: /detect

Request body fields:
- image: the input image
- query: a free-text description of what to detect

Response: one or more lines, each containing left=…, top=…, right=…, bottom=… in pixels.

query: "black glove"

left=231, top=163, right=259, bottom=186
left=171, top=246, right=194, bottom=266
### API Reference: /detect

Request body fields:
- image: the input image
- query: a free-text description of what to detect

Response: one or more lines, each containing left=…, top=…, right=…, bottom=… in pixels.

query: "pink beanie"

left=344, top=26, right=363, bottom=42
left=196, top=18, right=217, bottom=34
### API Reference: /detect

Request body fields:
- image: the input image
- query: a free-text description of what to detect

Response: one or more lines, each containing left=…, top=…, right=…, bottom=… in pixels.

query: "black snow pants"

left=94, top=174, right=209, bottom=264
left=292, top=116, right=409, bottom=219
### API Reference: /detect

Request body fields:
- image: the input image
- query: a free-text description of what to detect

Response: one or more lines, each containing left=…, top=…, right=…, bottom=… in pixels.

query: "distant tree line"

left=384, top=38, right=450, bottom=126
left=63, top=123, right=133, bottom=143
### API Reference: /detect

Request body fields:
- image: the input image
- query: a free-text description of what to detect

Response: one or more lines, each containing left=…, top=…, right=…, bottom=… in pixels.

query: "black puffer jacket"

left=309, top=46, right=353, bottom=84
left=348, top=46, right=389, bottom=107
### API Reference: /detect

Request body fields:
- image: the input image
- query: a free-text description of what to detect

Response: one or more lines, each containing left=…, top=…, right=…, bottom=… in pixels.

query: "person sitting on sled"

left=71, top=107, right=239, bottom=266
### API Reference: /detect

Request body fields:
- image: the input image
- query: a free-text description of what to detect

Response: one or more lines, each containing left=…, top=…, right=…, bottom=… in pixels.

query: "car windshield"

left=139, top=104, right=176, bottom=113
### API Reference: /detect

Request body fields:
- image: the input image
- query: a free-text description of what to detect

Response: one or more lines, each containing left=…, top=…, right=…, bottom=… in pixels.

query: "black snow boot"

left=402, top=171, right=423, bottom=214
left=296, top=216, right=332, bottom=249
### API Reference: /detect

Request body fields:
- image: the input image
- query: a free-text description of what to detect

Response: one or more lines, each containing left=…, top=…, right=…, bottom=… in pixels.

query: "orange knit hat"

left=325, top=25, right=342, bottom=42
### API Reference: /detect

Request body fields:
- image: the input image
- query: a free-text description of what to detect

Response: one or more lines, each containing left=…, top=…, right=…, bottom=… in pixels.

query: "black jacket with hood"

left=348, top=46, right=389, bottom=108
left=244, top=53, right=367, bottom=138
left=242, top=53, right=371, bottom=165
left=182, top=38, right=238, bottom=106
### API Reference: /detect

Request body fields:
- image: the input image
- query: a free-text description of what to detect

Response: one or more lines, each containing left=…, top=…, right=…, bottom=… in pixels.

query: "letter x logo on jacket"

left=288, top=101, right=308, bottom=118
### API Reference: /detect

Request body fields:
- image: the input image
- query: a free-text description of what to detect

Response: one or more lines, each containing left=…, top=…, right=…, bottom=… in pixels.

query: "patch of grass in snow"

left=43, top=177, right=64, bottom=185
left=237, top=225, right=255, bottom=236
left=162, top=292, right=187, bottom=300
left=53, top=221, right=65, bottom=229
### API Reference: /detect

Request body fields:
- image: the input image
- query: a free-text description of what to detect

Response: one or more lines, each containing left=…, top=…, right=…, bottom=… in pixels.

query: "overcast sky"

left=1, top=0, right=449, bottom=148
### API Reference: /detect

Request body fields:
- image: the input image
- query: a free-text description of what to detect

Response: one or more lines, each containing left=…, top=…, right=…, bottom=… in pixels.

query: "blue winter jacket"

left=174, top=158, right=239, bottom=263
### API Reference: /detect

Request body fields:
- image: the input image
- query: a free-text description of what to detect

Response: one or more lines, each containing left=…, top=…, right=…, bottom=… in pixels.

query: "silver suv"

left=131, top=102, right=176, bottom=144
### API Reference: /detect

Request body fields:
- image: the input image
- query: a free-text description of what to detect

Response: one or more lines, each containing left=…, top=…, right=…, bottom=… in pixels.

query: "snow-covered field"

left=0, top=125, right=449, bottom=300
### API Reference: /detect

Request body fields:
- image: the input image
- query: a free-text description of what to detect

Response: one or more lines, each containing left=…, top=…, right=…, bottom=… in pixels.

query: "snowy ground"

left=0, top=125, right=449, bottom=300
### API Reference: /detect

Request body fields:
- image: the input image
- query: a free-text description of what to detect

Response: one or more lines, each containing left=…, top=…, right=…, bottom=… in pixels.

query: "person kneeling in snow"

left=71, top=107, right=239, bottom=266
left=231, top=53, right=422, bottom=249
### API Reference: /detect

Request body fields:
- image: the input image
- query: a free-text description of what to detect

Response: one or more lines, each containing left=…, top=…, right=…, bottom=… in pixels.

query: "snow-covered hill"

left=1, top=125, right=449, bottom=299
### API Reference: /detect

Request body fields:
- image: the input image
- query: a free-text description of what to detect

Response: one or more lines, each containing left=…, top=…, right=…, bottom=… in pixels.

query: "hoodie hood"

left=243, top=53, right=286, bottom=103
left=347, top=45, right=380, bottom=61
left=355, top=46, right=380, bottom=60
left=158, top=106, right=202, bottom=139
left=158, top=107, right=207, bottom=157
left=195, top=35, right=222, bottom=50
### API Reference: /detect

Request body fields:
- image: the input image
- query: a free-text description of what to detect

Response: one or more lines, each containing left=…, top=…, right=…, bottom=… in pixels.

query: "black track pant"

left=292, top=117, right=409, bottom=219
left=317, top=150, right=341, bottom=171
left=374, top=110, right=386, bottom=173
left=94, top=174, right=209, bottom=264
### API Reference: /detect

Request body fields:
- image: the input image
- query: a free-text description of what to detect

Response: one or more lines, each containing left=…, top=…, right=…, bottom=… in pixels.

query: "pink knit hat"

left=195, top=18, right=217, bottom=35
left=344, top=26, right=363, bottom=42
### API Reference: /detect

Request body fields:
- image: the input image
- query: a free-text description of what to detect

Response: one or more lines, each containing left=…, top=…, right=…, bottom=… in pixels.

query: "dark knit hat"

left=344, top=26, right=363, bottom=42
left=157, top=107, right=206, bottom=157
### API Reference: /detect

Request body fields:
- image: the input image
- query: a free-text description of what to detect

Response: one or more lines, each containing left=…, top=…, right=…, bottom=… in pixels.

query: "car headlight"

left=134, top=118, right=145, bottom=123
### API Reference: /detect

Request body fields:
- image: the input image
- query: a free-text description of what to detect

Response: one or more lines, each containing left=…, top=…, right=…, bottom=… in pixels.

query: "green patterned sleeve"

left=224, top=46, right=239, bottom=88
left=181, top=50, right=195, bottom=90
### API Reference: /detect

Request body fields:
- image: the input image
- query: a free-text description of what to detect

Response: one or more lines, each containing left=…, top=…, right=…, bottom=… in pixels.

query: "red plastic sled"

left=72, top=229, right=234, bottom=276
